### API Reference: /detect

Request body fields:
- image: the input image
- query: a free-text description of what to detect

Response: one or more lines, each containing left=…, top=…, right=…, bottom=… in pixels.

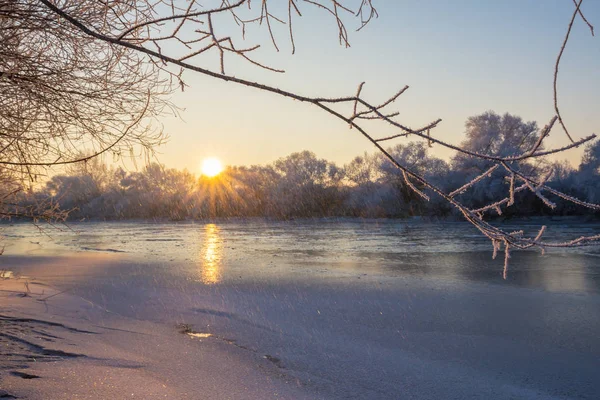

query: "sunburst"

left=201, top=158, right=223, bottom=177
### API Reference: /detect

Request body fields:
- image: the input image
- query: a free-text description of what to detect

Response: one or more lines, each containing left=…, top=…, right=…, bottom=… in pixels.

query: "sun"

left=201, top=157, right=223, bottom=177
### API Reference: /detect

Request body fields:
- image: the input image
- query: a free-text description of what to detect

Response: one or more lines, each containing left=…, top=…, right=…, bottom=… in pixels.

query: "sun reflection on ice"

left=200, top=224, right=222, bottom=284
left=188, top=332, right=212, bottom=339
left=0, top=270, right=14, bottom=279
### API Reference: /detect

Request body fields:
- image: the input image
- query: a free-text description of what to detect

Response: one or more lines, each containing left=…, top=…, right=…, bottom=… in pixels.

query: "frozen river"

left=4, top=218, right=600, bottom=293
left=2, top=219, right=600, bottom=399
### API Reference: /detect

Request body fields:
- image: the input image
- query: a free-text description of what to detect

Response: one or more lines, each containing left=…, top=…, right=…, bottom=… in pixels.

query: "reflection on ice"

left=199, top=224, right=222, bottom=285
left=188, top=332, right=212, bottom=339
left=0, top=270, right=14, bottom=279
left=525, top=255, right=592, bottom=293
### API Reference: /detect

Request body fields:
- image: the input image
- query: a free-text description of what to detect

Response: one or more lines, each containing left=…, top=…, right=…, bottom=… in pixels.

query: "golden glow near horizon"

left=201, top=157, right=223, bottom=177
left=200, top=223, right=222, bottom=285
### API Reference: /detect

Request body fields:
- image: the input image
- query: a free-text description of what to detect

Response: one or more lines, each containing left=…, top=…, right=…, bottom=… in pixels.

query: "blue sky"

left=156, top=0, right=599, bottom=173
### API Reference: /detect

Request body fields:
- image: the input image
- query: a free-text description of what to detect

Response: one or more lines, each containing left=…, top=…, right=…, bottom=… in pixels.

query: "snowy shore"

left=0, top=254, right=314, bottom=399
left=2, top=250, right=600, bottom=399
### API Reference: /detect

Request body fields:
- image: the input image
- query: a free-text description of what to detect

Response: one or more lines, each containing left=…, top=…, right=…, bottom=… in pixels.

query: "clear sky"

left=155, top=0, right=599, bottom=173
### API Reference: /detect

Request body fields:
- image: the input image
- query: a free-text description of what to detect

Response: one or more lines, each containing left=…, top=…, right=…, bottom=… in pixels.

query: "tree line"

left=14, top=112, right=600, bottom=221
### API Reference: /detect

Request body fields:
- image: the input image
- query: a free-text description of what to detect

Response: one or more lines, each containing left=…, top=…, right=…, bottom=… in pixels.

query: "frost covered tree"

left=0, top=0, right=168, bottom=220
left=379, top=142, right=449, bottom=216
left=274, top=151, right=341, bottom=188
left=452, top=112, right=541, bottom=175
left=449, top=112, right=543, bottom=211
left=343, top=152, right=392, bottom=217
left=273, top=151, right=343, bottom=217
left=225, top=165, right=280, bottom=216
left=579, top=141, right=600, bottom=175
left=344, top=152, right=383, bottom=187
left=577, top=141, right=600, bottom=204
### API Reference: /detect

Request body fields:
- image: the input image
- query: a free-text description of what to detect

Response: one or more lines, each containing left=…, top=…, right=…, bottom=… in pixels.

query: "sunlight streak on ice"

left=200, top=224, right=222, bottom=284
left=188, top=332, right=212, bottom=339
left=0, top=270, right=14, bottom=279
